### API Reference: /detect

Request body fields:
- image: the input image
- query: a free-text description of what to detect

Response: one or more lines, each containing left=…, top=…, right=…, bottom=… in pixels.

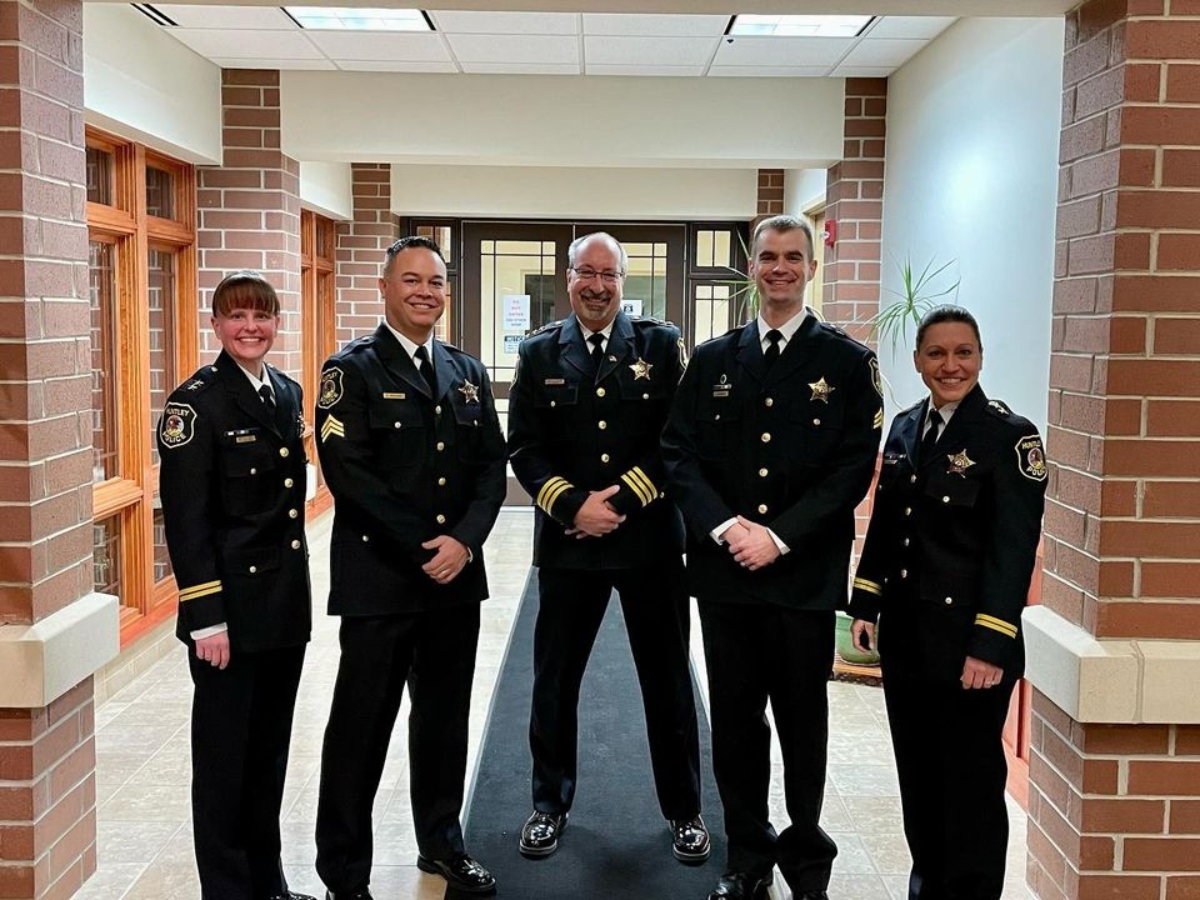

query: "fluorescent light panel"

left=729, top=15, right=873, bottom=37
left=284, top=7, right=431, bottom=31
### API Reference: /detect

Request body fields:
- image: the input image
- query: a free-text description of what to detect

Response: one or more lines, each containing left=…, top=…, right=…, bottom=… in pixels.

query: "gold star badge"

left=458, top=380, right=480, bottom=404
left=629, top=357, right=654, bottom=381
left=808, top=377, right=835, bottom=403
left=947, top=449, right=976, bottom=477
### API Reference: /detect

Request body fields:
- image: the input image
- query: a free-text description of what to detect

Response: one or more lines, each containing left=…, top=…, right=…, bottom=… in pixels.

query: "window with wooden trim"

left=86, top=128, right=197, bottom=645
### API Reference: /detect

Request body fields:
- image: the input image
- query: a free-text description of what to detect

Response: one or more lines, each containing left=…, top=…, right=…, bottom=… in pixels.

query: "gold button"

left=765, top=397, right=774, bottom=407
left=714, top=414, right=721, bottom=421
left=438, top=477, right=447, bottom=486
left=284, top=478, right=294, bottom=488
left=550, top=400, right=557, bottom=408
left=437, top=441, right=445, bottom=451
left=435, top=405, right=442, bottom=415
left=436, top=514, right=446, bottom=524
left=596, top=387, right=606, bottom=398
left=900, top=569, right=908, bottom=579
left=757, top=504, right=768, bottom=514
left=601, top=453, right=611, bottom=463
left=813, top=418, right=821, bottom=426
left=643, top=393, right=649, bottom=400
left=910, top=475, right=917, bottom=484
left=903, top=538, right=911, bottom=547
left=945, top=596, right=953, bottom=605
left=761, top=433, right=771, bottom=443
left=598, top=420, right=607, bottom=430
left=758, top=468, right=768, bottom=477
left=249, top=467, right=257, bottom=475
left=943, top=496, right=950, bottom=504
left=249, top=565, right=257, bottom=574
left=279, top=447, right=289, bottom=458
left=362, top=535, right=370, bottom=542
left=291, top=540, right=301, bottom=550
left=394, top=422, right=402, bottom=429
left=289, top=509, right=298, bottom=519
left=904, top=507, right=912, bottom=516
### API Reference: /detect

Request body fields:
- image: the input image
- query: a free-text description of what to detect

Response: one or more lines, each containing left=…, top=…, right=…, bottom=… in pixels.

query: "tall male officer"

left=662, top=215, right=883, bottom=900
left=314, top=236, right=506, bottom=899
left=507, top=231, right=707, bottom=864
left=157, top=270, right=314, bottom=900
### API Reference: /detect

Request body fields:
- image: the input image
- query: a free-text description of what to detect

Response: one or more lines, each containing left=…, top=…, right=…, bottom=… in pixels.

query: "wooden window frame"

left=301, top=209, right=338, bottom=516
left=86, top=127, right=197, bottom=646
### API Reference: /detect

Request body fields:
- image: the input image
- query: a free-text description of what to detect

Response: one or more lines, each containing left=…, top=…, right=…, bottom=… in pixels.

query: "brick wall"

left=755, top=168, right=784, bottom=220
left=335, top=163, right=398, bottom=344
left=197, top=69, right=302, bottom=380
left=823, top=78, right=886, bottom=347
left=1030, top=1, right=1200, bottom=895
left=0, top=0, right=98, bottom=896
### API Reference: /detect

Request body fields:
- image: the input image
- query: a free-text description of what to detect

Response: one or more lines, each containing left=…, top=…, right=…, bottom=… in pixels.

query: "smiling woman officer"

left=849, top=305, right=1047, bottom=900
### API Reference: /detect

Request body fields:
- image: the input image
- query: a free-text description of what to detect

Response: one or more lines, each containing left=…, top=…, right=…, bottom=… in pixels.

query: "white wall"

left=83, top=5, right=222, bottom=164
left=300, top=162, right=353, bottom=220
left=880, top=17, right=1064, bottom=432
left=283, top=72, right=844, bottom=169
left=392, top=165, right=757, bottom=219
left=785, top=168, right=828, bottom=216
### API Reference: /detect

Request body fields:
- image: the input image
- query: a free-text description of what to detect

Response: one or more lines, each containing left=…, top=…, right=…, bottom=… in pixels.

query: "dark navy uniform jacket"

left=315, top=324, right=506, bottom=616
left=507, top=312, right=687, bottom=570
left=661, top=313, right=882, bottom=609
left=848, top=384, right=1047, bottom=680
left=157, top=350, right=312, bottom=652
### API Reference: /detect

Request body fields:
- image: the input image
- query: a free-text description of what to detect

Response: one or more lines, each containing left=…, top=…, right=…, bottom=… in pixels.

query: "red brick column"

left=823, top=78, right=886, bottom=346
left=1026, top=3, right=1200, bottom=898
left=335, top=163, right=398, bottom=345
left=755, top=168, right=784, bottom=222
left=197, top=69, right=302, bottom=379
left=0, top=0, right=103, bottom=897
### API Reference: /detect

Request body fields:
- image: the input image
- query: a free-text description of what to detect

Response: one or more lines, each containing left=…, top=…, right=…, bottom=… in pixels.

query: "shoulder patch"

left=869, top=358, right=883, bottom=398
left=318, top=367, right=344, bottom=409
left=159, top=403, right=197, bottom=449
left=1015, top=434, right=1048, bottom=482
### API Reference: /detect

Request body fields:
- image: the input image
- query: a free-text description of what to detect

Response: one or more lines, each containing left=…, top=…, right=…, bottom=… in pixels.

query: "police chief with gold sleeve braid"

left=506, top=231, right=706, bottom=867
left=849, top=306, right=1047, bottom=900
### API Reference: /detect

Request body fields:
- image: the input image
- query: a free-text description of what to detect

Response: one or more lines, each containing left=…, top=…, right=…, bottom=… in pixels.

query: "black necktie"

left=258, top=384, right=276, bottom=415
left=919, top=408, right=943, bottom=465
left=764, top=329, right=783, bottom=369
left=415, top=345, right=436, bottom=396
left=589, top=333, right=605, bottom=374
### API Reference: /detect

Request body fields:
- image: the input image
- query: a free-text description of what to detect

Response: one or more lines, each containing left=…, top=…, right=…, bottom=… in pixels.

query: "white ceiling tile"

left=168, top=29, right=325, bottom=60
left=211, top=57, right=336, bottom=71
left=714, top=36, right=854, bottom=67
left=708, top=65, right=830, bottom=77
left=462, top=62, right=580, bottom=75
left=582, top=14, right=728, bottom=37
left=165, top=5, right=295, bottom=29
left=841, top=38, right=928, bottom=67
left=867, top=16, right=957, bottom=40
left=335, top=60, right=459, bottom=73
left=446, top=33, right=578, bottom=64
left=430, top=11, right=579, bottom=35
left=306, top=31, right=450, bottom=62
left=585, top=64, right=706, bottom=76
left=830, top=65, right=897, bottom=78
left=585, top=36, right=717, bottom=67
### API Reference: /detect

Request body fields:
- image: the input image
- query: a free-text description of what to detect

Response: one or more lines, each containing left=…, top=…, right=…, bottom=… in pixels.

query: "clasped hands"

left=566, top=484, right=626, bottom=539
left=721, top=517, right=781, bottom=571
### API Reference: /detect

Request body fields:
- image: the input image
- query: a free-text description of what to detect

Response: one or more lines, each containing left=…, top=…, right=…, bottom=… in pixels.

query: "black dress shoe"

left=416, top=853, right=496, bottom=894
left=324, top=891, right=373, bottom=900
left=707, top=871, right=772, bottom=900
left=670, top=815, right=711, bottom=863
left=519, top=809, right=568, bottom=858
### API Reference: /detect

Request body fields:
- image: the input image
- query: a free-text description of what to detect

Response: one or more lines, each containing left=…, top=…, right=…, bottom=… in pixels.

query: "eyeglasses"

left=571, top=268, right=624, bottom=284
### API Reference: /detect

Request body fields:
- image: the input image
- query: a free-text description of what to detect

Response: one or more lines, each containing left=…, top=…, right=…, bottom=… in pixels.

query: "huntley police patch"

left=159, top=403, right=197, bottom=449
left=1015, top=434, right=1047, bottom=482
left=318, top=367, right=344, bottom=410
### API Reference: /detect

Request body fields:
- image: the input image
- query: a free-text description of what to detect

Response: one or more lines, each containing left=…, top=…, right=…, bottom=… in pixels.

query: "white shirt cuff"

left=710, top=518, right=738, bottom=544
left=767, top=529, right=791, bottom=556
left=191, top=623, right=228, bottom=640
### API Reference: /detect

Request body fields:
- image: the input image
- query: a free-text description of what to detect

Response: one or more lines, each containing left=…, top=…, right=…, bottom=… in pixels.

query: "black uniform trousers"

left=698, top=599, right=837, bottom=892
left=880, top=608, right=1014, bottom=900
left=188, top=644, right=306, bottom=900
left=315, top=603, right=480, bottom=894
left=531, top=560, right=701, bottom=819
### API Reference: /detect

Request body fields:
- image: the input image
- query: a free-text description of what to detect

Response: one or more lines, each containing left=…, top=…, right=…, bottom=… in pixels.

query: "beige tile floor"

left=80, top=508, right=1033, bottom=900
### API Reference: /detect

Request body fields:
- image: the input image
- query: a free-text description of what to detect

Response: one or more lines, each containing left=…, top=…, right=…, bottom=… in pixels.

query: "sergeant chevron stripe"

left=320, top=415, right=345, bottom=443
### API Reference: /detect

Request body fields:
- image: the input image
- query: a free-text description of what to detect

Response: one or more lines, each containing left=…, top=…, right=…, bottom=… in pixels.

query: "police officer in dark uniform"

left=849, top=306, right=1046, bottom=900
left=157, top=270, right=314, bottom=900
left=507, top=231, right=707, bottom=864
left=662, top=215, right=883, bottom=900
left=314, top=236, right=505, bottom=900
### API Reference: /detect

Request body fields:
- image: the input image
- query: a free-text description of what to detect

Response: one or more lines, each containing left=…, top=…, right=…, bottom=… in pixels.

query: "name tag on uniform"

left=382, top=392, right=406, bottom=400
left=235, top=435, right=257, bottom=444
left=711, top=390, right=730, bottom=398
left=544, top=378, right=565, bottom=386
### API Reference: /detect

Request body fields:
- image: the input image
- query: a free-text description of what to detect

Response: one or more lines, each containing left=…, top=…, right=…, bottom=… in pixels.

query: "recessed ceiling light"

left=283, top=7, right=432, bottom=31
left=728, top=15, right=873, bottom=38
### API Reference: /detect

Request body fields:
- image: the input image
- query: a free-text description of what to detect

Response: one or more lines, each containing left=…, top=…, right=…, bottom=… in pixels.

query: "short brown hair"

left=752, top=214, right=816, bottom=258
left=212, top=270, right=280, bottom=317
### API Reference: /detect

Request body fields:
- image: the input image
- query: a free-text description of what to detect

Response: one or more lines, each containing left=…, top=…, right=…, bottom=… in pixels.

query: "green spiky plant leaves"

left=870, top=256, right=961, bottom=353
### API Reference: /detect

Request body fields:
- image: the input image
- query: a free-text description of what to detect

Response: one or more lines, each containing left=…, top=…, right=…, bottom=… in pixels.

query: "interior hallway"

left=79, top=508, right=1032, bottom=900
